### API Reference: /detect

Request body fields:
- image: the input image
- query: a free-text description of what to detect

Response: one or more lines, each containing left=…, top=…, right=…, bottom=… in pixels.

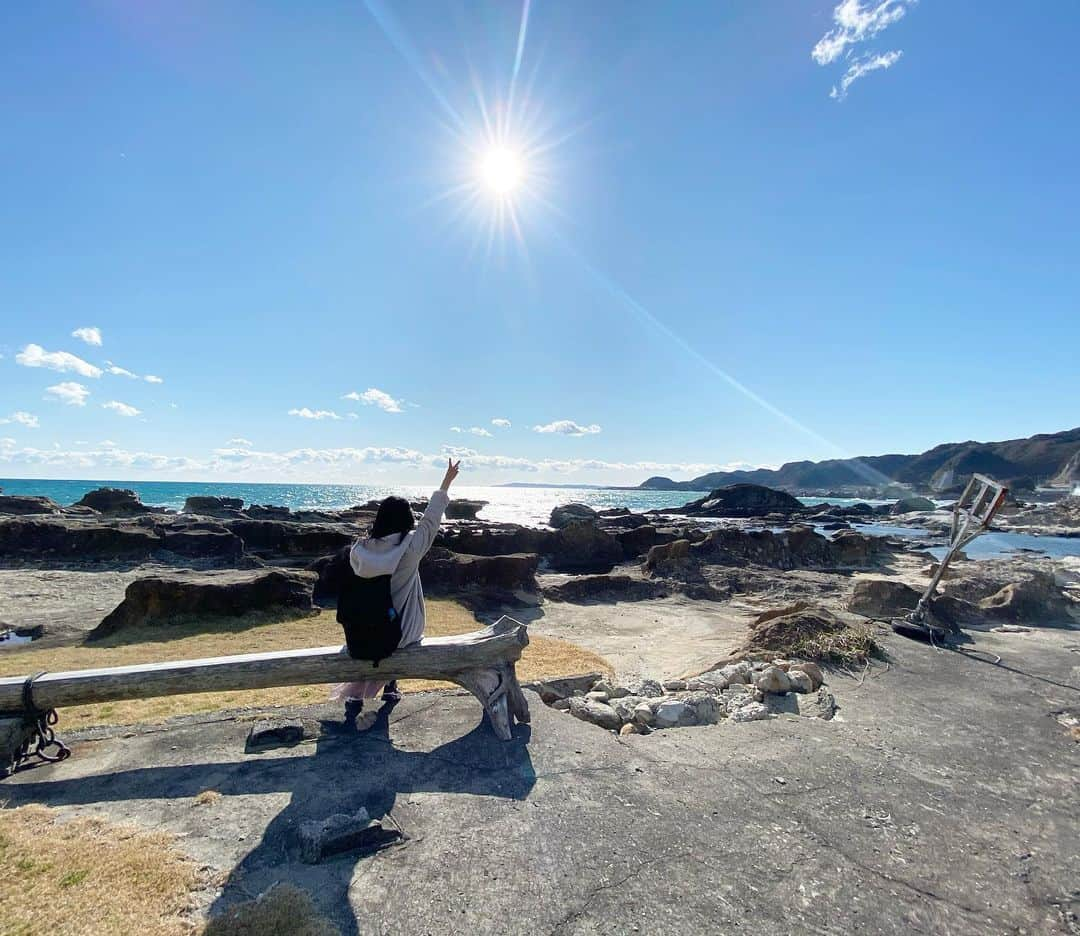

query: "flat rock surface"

left=5, top=627, right=1079, bottom=935
left=0, top=566, right=151, bottom=645
left=525, top=593, right=749, bottom=679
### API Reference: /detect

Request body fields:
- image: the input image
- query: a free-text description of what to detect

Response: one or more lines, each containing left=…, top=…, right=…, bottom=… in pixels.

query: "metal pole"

left=896, top=474, right=1008, bottom=642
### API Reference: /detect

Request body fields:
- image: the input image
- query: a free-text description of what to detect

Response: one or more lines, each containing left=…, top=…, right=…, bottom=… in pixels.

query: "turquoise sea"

left=0, top=477, right=711, bottom=528
left=3, top=478, right=1077, bottom=558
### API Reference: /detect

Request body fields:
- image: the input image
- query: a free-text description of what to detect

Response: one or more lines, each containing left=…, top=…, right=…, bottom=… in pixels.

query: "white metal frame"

left=909, top=473, right=1008, bottom=630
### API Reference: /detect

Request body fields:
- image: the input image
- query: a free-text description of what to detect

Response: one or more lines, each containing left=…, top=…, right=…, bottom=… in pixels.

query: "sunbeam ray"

left=544, top=226, right=895, bottom=487
left=508, top=0, right=533, bottom=112
left=363, top=0, right=466, bottom=131
left=360, top=0, right=890, bottom=485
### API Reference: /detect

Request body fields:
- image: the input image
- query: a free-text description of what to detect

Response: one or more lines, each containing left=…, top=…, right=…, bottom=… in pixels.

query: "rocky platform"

left=3, top=626, right=1078, bottom=935
left=3, top=485, right=1076, bottom=662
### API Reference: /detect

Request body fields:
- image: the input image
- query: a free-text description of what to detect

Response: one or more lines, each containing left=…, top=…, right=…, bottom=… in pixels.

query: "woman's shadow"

left=7, top=697, right=535, bottom=935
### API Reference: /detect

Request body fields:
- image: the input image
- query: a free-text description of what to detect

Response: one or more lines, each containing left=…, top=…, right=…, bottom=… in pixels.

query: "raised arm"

left=402, top=458, right=460, bottom=564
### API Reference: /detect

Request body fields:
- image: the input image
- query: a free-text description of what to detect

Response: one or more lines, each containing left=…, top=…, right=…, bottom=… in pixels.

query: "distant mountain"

left=640, top=426, right=1080, bottom=493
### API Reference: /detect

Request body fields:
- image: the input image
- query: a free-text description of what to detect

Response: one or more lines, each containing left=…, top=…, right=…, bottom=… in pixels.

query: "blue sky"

left=2, top=1, right=1078, bottom=486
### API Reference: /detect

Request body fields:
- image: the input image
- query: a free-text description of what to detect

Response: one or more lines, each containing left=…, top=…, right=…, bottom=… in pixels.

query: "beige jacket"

left=348, top=489, right=450, bottom=647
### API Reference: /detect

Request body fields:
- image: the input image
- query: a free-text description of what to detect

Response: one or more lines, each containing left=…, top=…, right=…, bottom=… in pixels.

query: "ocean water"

left=3, top=478, right=1076, bottom=558
left=0, top=477, right=711, bottom=528
left=923, top=532, right=1080, bottom=561
left=851, top=522, right=1080, bottom=561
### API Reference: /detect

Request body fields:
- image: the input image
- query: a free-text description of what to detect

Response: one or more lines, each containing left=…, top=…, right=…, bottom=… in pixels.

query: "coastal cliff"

left=641, top=425, right=1080, bottom=493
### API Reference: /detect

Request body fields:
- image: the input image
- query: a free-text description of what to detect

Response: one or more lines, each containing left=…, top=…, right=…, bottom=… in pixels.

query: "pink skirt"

left=330, top=636, right=420, bottom=703
left=330, top=679, right=384, bottom=701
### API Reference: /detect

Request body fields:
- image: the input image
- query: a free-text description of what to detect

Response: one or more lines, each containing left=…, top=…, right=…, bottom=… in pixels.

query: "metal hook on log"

left=0, top=672, right=71, bottom=776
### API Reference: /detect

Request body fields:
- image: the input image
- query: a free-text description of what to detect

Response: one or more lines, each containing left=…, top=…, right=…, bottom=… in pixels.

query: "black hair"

left=369, top=495, right=416, bottom=543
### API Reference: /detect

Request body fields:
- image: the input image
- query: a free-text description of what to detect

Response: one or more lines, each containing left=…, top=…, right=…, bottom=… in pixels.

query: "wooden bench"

left=0, top=616, right=531, bottom=775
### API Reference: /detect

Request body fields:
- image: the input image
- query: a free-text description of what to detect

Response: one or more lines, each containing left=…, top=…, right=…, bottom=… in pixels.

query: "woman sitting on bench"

left=333, top=458, right=461, bottom=724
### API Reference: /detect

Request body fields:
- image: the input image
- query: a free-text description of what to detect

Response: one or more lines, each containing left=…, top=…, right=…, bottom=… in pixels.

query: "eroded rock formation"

left=90, top=568, right=318, bottom=638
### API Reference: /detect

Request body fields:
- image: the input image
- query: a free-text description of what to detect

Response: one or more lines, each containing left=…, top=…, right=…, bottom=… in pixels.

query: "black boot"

left=382, top=681, right=401, bottom=703
left=343, top=698, right=364, bottom=724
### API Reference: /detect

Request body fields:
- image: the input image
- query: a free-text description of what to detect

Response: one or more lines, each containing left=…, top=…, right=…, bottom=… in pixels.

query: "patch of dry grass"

left=741, top=602, right=882, bottom=666
left=0, top=806, right=339, bottom=936
left=786, top=620, right=881, bottom=666
left=202, top=883, right=337, bottom=936
left=0, top=602, right=610, bottom=728
left=0, top=804, right=201, bottom=936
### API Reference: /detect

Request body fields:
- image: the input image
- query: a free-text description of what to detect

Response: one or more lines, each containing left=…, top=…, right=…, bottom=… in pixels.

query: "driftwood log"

left=1, top=617, right=530, bottom=774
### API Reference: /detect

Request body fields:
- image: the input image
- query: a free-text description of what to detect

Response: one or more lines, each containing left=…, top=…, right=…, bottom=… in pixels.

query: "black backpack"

left=334, top=546, right=403, bottom=666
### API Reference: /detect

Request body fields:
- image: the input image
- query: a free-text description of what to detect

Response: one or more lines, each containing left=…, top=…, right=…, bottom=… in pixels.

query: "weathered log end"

left=460, top=614, right=530, bottom=657
left=488, top=614, right=529, bottom=642
left=452, top=617, right=530, bottom=740
left=454, top=661, right=531, bottom=741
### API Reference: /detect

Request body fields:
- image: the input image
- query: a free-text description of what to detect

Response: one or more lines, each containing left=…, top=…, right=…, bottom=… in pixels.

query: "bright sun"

left=479, top=145, right=525, bottom=196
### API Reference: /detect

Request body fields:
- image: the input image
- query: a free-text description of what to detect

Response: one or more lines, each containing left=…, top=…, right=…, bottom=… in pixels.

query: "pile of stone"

left=538, top=660, right=833, bottom=736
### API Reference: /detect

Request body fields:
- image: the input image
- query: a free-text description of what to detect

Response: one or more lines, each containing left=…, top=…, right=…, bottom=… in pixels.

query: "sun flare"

left=479, top=145, right=525, bottom=196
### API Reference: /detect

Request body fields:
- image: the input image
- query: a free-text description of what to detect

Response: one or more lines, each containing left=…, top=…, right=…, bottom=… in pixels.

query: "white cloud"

left=342, top=388, right=404, bottom=413
left=0, top=436, right=747, bottom=484
left=533, top=420, right=602, bottom=437
left=71, top=326, right=102, bottom=347
left=16, top=344, right=102, bottom=378
left=442, top=445, right=479, bottom=458
left=102, top=361, right=163, bottom=383
left=830, top=50, right=903, bottom=99
left=103, top=400, right=141, bottom=417
left=468, top=426, right=493, bottom=437
left=0, top=442, right=200, bottom=473
left=44, top=381, right=90, bottom=406
left=288, top=407, right=342, bottom=420
left=228, top=437, right=253, bottom=446
left=0, top=411, right=39, bottom=428
left=491, top=418, right=512, bottom=428
left=199, top=446, right=718, bottom=477
left=812, top=0, right=914, bottom=100
left=812, top=0, right=913, bottom=65
left=449, top=426, right=463, bottom=433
